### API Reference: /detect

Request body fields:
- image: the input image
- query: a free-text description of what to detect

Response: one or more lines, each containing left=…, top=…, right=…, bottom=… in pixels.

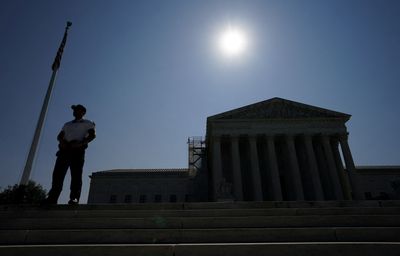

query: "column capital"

left=331, top=138, right=339, bottom=146
left=248, top=134, right=258, bottom=139
left=321, top=134, right=335, bottom=144
left=285, top=134, right=296, bottom=141
left=303, top=133, right=314, bottom=139
left=340, top=133, right=349, bottom=140
left=303, top=134, right=318, bottom=144
left=265, top=135, right=275, bottom=142
left=229, top=134, right=240, bottom=141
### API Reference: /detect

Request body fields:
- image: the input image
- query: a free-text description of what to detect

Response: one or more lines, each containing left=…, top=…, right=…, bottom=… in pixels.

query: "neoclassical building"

left=88, top=98, right=400, bottom=204
left=207, top=97, right=361, bottom=202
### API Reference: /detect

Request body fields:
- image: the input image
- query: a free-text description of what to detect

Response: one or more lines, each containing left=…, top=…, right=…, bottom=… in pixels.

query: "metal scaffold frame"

left=187, top=136, right=206, bottom=175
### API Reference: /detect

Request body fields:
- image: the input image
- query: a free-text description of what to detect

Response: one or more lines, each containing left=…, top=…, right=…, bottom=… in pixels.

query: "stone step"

left=2, top=202, right=400, bottom=254
left=1, top=215, right=400, bottom=230
left=1, top=227, right=400, bottom=245
left=2, top=207, right=400, bottom=219
left=1, top=242, right=400, bottom=256
left=181, top=200, right=400, bottom=209
left=2, top=200, right=399, bottom=211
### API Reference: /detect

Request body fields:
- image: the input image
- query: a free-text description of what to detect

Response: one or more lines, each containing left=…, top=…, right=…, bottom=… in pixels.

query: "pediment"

left=208, top=98, right=350, bottom=121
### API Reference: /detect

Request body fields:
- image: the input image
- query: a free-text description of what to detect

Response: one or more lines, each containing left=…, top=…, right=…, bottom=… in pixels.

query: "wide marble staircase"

left=1, top=200, right=400, bottom=256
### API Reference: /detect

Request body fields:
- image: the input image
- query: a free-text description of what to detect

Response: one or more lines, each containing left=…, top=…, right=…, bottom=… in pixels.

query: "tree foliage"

left=0, top=180, right=47, bottom=204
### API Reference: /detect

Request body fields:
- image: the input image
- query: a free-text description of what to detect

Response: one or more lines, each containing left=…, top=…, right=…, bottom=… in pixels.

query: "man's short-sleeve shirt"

left=62, top=119, right=95, bottom=142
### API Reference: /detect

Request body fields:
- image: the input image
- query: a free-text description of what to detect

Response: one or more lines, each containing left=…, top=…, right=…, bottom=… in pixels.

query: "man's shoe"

left=68, top=199, right=79, bottom=205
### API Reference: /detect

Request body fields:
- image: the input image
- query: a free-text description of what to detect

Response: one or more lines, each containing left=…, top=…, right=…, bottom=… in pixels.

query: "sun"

left=218, top=26, right=248, bottom=58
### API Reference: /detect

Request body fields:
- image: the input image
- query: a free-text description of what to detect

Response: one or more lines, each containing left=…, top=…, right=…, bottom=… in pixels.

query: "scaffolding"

left=187, top=136, right=206, bottom=175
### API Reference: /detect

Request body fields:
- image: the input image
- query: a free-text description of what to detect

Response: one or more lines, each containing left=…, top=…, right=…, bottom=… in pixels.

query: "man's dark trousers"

left=47, top=149, right=85, bottom=203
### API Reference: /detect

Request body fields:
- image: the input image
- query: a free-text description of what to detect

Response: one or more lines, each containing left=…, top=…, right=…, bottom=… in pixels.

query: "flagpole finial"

left=66, top=21, right=72, bottom=29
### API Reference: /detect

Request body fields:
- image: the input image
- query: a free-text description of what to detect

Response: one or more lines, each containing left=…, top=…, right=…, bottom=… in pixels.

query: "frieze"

left=209, top=119, right=347, bottom=136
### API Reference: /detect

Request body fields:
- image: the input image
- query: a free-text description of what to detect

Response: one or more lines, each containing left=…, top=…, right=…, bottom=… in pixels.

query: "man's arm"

left=57, top=131, right=69, bottom=149
left=57, top=131, right=65, bottom=142
left=83, top=128, right=96, bottom=145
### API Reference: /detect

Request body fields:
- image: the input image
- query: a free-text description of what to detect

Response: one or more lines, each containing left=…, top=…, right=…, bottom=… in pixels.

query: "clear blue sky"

left=1, top=0, right=399, bottom=204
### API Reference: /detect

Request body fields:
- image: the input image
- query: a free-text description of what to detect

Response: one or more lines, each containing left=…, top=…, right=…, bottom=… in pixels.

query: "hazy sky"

left=1, top=0, right=399, bottom=204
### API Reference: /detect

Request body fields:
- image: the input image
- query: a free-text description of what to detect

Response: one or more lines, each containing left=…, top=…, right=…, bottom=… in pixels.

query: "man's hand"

left=58, top=140, right=69, bottom=150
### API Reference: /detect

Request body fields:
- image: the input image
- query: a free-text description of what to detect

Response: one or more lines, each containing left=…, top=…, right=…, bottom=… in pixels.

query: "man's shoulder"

left=82, top=119, right=95, bottom=125
left=82, top=119, right=96, bottom=129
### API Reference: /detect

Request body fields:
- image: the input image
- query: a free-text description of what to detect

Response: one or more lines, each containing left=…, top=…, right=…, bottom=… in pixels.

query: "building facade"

left=207, top=97, right=361, bottom=201
left=88, top=169, right=196, bottom=204
left=88, top=98, right=400, bottom=204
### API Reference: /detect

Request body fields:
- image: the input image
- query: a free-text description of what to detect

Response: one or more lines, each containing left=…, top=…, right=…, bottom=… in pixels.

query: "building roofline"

left=207, top=97, right=351, bottom=121
left=92, top=168, right=189, bottom=175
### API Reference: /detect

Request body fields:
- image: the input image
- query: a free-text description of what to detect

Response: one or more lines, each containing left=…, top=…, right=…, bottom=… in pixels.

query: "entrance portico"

left=207, top=98, right=362, bottom=201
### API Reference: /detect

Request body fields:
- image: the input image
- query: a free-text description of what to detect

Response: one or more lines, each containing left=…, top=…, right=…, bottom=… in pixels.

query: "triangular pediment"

left=208, top=98, right=350, bottom=121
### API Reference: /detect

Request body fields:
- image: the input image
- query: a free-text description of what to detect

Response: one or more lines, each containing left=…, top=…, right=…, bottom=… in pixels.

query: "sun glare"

left=218, top=26, right=247, bottom=58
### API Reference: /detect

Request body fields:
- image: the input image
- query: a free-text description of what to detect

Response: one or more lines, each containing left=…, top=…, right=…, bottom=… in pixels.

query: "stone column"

left=230, top=135, right=243, bottom=201
left=249, top=135, right=263, bottom=201
left=286, top=135, right=304, bottom=200
left=321, top=135, right=343, bottom=200
left=331, top=138, right=352, bottom=200
left=303, top=134, right=324, bottom=200
left=265, top=136, right=282, bottom=201
left=339, top=134, right=364, bottom=200
left=211, top=135, right=223, bottom=201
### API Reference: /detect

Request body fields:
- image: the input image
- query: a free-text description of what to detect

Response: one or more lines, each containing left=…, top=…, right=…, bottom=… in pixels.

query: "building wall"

left=353, top=167, right=400, bottom=200
left=88, top=172, right=193, bottom=204
left=88, top=166, right=400, bottom=204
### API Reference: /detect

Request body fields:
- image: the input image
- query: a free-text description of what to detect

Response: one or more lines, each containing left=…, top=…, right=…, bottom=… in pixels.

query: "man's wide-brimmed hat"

left=71, top=104, right=86, bottom=113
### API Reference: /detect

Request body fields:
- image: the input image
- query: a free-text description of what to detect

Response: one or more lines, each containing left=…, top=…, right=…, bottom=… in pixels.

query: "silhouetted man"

left=43, top=104, right=96, bottom=205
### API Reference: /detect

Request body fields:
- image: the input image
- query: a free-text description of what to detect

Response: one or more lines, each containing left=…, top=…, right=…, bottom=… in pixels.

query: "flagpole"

left=19, top=22, right=72, bottom=187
